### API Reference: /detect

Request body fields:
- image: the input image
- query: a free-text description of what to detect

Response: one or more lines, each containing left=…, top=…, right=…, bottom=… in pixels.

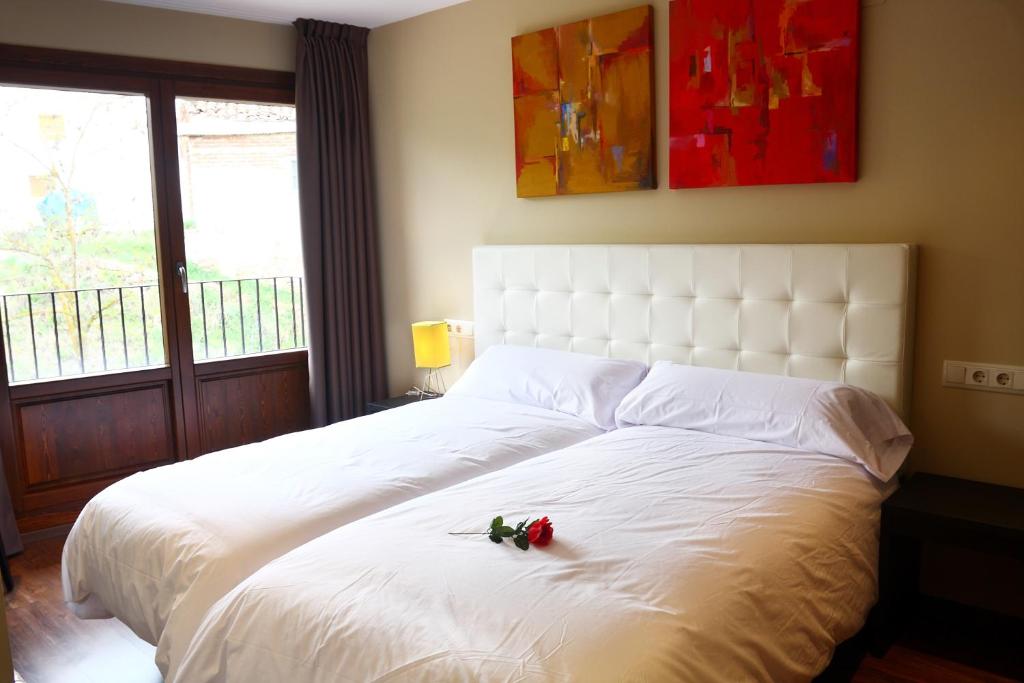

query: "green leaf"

left=489, top=533, right=503, bottom=544
left=497, top=526, right=515, bottom=537
left=490, top=516, right=503, bottom=530
left=515, top=520, right=526, bottom=533
left=514, top=535, right=530, bottom=551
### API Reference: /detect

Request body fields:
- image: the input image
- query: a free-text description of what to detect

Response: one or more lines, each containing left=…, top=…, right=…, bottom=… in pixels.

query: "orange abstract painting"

left=512, top=5, right=655, bottom=198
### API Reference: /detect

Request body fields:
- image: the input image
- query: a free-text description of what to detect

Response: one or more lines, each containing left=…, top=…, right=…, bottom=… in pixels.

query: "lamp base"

left=412, top=367, right=447, bottom=400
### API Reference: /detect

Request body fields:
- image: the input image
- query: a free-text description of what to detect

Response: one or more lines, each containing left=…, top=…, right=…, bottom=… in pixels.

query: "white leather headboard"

left=473, top=244, right=915, bottom=416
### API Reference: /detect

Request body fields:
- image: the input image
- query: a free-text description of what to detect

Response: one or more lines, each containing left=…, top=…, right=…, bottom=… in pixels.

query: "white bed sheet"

left=175, top=426, right=894, bottom=683
left=61, top=395, right=601, bottom=677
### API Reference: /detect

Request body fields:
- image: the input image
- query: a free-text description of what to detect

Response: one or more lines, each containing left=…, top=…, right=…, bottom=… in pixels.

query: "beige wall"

left=370, top=0, right=1024, bottom=487
left=0, top=0, right=295, bottom=71
left=2, top=0, right=1021, bottom=486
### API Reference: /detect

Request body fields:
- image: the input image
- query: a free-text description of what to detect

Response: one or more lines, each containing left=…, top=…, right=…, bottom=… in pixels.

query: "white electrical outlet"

left=992, top=370, right=1013, bottom=389
left=943, top=360, right=1024, bottom=395
left=440, top=319, right=475, bottom=390
left=966, top=367, right=989, bottom=386
left=445, top=319, right=474, bottom=337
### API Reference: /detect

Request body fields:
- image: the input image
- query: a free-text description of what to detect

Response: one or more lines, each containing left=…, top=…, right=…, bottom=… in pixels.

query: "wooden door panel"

left=17, top=385, right=175, bottom=486
left=196, top=357, right=310, bottom=455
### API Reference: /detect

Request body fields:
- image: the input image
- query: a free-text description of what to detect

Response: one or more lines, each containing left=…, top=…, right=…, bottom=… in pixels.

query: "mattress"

left=174, top=426, right=893, bottom=683
left=61, top=395, right=601, bottom=677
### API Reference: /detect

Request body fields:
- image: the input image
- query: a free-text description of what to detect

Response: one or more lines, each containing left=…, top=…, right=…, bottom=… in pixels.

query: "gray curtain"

left=294, top=19, right=387, bottom=426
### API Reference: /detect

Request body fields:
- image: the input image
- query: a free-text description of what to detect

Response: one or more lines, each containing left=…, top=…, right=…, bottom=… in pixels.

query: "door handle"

left=176, top=262, right=188, bottom=294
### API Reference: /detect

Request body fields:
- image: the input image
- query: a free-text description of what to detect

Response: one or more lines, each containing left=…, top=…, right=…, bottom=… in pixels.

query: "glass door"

left=0, top=52, right=307, bottom=533
left=159, top=84, right=311, bottom=457
left=173, top=96, right=305, bottom=363
left=0, top=73, right=192, bottom=530
left=0, top=84, right=166, bottom=383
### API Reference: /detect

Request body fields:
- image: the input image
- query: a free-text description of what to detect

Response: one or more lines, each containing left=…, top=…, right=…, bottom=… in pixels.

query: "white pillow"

left=446, top=345, right=648, bottom=430
left=614, top=362, right=912, bottom=481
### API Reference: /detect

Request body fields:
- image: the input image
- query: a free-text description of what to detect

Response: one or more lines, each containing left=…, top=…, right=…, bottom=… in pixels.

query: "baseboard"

left=19, top=523, right=73, bottom=546
left=16, top=508, right=81, bottom=536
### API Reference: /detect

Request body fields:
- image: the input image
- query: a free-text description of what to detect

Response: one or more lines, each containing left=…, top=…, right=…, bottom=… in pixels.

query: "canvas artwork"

left=512, top=5, right=655, bottom=198
left=669, top=0, right=859, bottom=188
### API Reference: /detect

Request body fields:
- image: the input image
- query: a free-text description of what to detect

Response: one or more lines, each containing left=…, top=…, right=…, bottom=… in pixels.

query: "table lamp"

left=411, top=320, right=450, bottom=398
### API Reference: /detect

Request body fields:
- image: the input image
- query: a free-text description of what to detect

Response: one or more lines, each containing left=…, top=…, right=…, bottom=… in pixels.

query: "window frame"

left=0, top=45, right=299, bottom=385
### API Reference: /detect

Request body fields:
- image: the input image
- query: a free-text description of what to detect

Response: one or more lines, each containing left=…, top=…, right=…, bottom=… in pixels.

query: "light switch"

left=1014, top=372, right=1024, bottom=391
left=943, top=362, right=966, bottom=384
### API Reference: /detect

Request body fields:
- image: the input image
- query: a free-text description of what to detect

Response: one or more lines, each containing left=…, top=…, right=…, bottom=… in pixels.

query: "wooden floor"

left=7, top=534, right=160, bottom=683
left=5, top=534, right=1020, bottom=683
left=852, top=647, right=1019, bottom=683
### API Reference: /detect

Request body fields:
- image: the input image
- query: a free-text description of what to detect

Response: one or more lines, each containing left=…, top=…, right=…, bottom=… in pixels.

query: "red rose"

left=527, top=517, right=553, bottom=546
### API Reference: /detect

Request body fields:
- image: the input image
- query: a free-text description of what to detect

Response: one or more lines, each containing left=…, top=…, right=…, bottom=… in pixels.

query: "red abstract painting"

left=669, top=0, right=859, bottom=188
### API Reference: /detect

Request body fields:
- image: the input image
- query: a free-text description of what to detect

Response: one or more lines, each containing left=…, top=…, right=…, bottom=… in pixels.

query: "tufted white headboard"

left=473, top=244, right=916, bottom=417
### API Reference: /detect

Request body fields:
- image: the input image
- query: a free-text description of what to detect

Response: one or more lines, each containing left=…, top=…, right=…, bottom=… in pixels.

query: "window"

left=0, top=85, right=164, bottom=381
left=0, top=82, right=306, bottom=383
left=175, top=97, right=305, bottom=361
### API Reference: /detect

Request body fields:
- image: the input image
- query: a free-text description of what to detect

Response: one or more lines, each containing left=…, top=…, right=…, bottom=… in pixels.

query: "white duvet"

left=176, top=426, right=893, bottom=683
left=61, top=395, right=601, bottom=678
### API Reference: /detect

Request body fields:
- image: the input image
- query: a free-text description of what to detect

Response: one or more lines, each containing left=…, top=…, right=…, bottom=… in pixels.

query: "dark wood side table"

left=874, top=473, right=1024, bottom=654
left=365, top=394, right=440, bottom=414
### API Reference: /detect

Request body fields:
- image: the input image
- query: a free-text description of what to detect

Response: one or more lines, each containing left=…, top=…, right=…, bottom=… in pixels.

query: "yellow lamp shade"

left=411, top=321, right=451, bottom=369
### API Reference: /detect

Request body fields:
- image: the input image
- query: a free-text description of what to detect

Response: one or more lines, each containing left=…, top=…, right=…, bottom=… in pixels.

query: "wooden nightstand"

left=365, top=394, right=440, bottom=414
left=874, top=473, right=1024, bottom=654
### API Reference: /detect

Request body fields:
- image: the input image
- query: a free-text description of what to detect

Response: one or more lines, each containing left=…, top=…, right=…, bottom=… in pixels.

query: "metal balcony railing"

left=189, top=276, right=305, bottom=362
left=1, top=276, right=305, bottom=383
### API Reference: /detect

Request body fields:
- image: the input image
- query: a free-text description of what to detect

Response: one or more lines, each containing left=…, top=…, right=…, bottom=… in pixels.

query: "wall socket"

left=943, top=360, right=1024, bottom=395
left=966, top=367, right=988, bottom=386
left=439, top=319, right=475, bottom=391
left=445, top=319, right=474, bottom=337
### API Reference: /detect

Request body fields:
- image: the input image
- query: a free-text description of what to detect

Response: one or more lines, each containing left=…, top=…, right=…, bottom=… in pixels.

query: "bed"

left=174, top=424, right=899, bottom=682
left=61, top=387, right=618, bottom=676
left=170, top=243, right=917, bottom=682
